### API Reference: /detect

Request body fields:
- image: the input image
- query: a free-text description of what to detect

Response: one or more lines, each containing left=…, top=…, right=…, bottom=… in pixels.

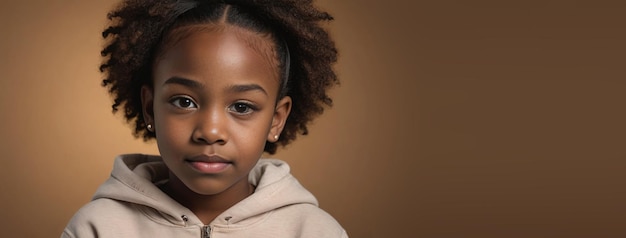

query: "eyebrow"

left=164, top=76, right=267, bottom=96
left=228, top=84, right=268, bottom=96
left=163, top=76, right=204, bottom=88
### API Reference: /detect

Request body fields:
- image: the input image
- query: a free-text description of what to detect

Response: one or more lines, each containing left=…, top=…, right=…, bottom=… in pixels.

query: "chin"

left=185, top=180, right=231, bottom=196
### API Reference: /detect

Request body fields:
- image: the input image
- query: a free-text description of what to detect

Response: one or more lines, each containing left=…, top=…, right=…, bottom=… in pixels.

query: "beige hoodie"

left=62, top=154, right=347, bottom=238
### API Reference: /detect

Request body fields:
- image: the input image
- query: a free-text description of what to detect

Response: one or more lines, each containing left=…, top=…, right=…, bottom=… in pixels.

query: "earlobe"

left=140, top=85, right=155, bottom=127
left=268, top=96, right=292, bottom=142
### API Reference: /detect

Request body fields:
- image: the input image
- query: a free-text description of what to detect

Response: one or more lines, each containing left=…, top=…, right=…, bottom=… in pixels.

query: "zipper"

left=201, top=225, right=212, bottom=238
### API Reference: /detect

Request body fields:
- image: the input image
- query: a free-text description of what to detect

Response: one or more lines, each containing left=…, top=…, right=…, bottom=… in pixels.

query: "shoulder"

left=63, top=198, right=180, bottom=238
left=62, top=198, right=133, bottom=237
left=271, top=203, right=348, bottom=238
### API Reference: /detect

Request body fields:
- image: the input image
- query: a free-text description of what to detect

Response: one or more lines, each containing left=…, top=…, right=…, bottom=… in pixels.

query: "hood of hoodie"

left=92, top=154, right=319, bottom=227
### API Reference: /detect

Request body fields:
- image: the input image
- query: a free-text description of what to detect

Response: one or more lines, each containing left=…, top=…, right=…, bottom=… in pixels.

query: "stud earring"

left=147, top=124, right=154, bottom=132
left=274, top=135, right=279, bottom=140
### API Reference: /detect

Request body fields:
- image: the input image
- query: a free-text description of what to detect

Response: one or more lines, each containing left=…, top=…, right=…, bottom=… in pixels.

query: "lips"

left=185, top=155, right=232, bottom=174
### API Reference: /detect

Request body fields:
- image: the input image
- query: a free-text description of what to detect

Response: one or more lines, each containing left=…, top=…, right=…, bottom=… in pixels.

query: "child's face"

left=141, top=25, right=291, bottom=195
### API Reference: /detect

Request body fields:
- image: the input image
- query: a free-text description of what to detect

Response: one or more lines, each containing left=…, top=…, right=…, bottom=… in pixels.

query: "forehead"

left=158, top=24, right=278, bottom=64
left=153, top=24, right=281, bottom=92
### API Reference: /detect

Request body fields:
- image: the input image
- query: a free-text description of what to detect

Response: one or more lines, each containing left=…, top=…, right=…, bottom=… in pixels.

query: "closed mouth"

left=185, top=154, right=232, bottom=173
left=186, top=154, right=231, bottom=164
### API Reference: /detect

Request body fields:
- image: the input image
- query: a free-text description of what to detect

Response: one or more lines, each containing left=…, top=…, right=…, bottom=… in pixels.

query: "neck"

left=162, top=172, right=254, bottom=224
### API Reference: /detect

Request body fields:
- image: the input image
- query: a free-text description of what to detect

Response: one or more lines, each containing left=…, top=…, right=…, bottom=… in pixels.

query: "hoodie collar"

left=92, top=154, right=318, bottom=226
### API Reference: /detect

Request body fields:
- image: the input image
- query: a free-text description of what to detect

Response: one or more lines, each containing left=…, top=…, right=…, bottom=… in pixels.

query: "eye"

left=169, top=96, right=197, bottom=109
left=228, top=102, right=256, bottom=115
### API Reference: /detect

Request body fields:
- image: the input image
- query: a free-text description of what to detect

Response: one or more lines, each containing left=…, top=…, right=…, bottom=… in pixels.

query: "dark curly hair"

left=100, top=0, right=338, bottom=154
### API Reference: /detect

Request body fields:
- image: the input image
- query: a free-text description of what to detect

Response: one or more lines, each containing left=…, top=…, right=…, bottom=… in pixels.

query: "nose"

left=192, top=107, right=228, bottom=145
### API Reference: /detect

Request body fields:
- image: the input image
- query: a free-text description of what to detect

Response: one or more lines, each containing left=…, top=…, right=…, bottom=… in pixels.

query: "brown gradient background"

left=1, top=1, right=625, bottom=237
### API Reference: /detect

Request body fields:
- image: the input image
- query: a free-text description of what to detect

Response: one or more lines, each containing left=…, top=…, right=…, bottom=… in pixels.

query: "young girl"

left=62, top=0, right=346, bottom=237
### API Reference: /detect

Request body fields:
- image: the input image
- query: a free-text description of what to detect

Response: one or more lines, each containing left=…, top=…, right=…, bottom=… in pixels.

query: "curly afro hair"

left=100, top=0, right=338, bottom=154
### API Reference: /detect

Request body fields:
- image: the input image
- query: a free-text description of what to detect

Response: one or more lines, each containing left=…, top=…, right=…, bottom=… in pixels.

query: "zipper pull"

left=181, top=215, right=189, bottom=227
left=201, top=225, right=212, bottom=238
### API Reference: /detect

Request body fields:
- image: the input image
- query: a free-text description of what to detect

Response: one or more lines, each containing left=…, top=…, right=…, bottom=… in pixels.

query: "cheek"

left=153, top=111, right=190, bottom=151
left=232, top=115, right=274, bottom=145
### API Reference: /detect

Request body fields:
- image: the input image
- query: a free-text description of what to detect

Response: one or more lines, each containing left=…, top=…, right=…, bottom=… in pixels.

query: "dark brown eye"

left=229, top=102, right=255, bottom=114
left=170, top=96, right=197, bottom=109
left=179, top=98, right=193, bottom=107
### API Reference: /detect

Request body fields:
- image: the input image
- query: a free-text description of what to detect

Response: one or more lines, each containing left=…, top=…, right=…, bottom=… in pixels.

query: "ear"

left=140, top=85, right=155, bottom=128
left=268, top=96, right=292, bottom=142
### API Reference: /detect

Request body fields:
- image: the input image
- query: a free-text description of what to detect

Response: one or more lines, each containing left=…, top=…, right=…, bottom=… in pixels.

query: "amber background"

left=1, top=0, right=625, bottom=237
